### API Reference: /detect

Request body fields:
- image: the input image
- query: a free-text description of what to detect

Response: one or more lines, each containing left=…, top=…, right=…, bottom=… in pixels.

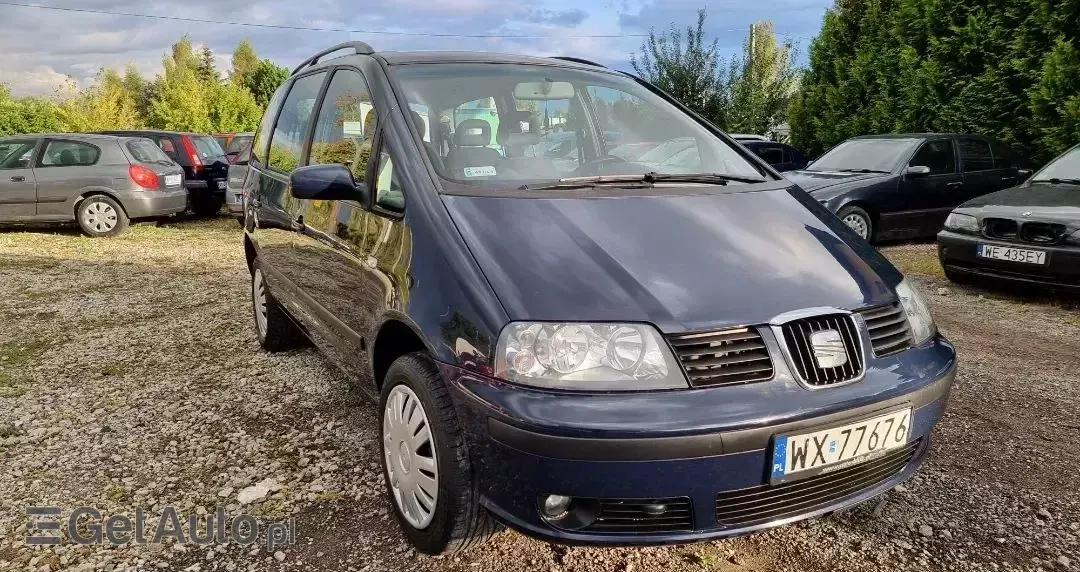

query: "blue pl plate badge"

left=463, top=166, right=497, bottom=177
left=771, top=435, right=788, bottom=479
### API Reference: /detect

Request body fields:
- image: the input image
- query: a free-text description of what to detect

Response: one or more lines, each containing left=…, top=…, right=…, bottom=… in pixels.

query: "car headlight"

left=944, top=212, right=979, bottom=233
left=494, top=322, right=687, bottom=390
left=894, top=279, right=936, bottom=346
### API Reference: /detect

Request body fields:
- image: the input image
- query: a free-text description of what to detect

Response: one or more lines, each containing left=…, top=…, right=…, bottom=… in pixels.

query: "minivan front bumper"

left=444, top=335, right=955, bottom=545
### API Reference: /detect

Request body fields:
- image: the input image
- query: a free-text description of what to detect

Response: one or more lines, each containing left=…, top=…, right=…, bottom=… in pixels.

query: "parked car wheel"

left=838, top=205, right=873, bottom=241
left=251, top=261, right=307, bottom=351
left=379, top=353, right=499, bottom=555
left=76, top=195, right=130, bottom=237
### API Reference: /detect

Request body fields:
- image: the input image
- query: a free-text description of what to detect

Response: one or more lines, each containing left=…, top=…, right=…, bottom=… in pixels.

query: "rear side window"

left=910, top=139, right=956, bottom=175
left=39, top=140, right=100, bottom=167
left=957, top=138, right=994, bottom=172
left=267, top=72, right=326, bottom=174
left=0, top=141, right=36, bottom=169
left=126, top=139, right=172, bottom=164
left=191, top=136, right=225, bottom=159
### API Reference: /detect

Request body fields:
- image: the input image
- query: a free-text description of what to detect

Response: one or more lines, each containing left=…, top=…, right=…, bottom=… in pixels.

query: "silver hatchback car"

left=0, top=133, right=187, bottom=236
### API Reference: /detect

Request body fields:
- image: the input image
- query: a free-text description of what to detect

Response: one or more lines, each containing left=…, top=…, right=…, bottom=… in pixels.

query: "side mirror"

left=290, top=164, right=369, bottom=203
left=905, top=165, right=931, bottom=177
left=1018, top=168, right=1033, bottom=178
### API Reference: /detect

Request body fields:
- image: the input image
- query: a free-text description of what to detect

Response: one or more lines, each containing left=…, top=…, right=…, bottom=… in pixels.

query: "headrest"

left=455, top=119, right=491, bottom=147
left=409, top=110, right=426, bottom=140
left=496, top=111, right=539, bottom=146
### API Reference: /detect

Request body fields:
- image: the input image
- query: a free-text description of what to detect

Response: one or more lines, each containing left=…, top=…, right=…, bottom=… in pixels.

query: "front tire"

left=251, top=261, right=307, bottom=352
left=838, top=205, right=873, bottom=241
left=379, top=353, right=498, bottom=555
left=77, top=195, right=129, bottom=237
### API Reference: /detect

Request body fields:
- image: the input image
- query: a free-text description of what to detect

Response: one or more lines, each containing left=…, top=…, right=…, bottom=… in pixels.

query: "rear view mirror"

left=290, top=164, right=370, bottom=203
left=514, top=81, right=575, bottom=101
left=905, top=165, right=931, bottom=176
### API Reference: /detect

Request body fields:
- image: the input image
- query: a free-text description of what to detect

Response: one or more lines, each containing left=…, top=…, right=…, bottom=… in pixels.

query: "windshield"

left=1031, top=145, right=1080, bottom=182
left=807, top=138, right=920, bottom=173
left=191, top=135, right=225, bottom=159
left=390, top=63, right=764, bottom=191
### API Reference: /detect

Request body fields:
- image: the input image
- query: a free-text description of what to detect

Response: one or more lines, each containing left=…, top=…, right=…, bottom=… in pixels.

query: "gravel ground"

left=0, top=220, right=1077, bottom=572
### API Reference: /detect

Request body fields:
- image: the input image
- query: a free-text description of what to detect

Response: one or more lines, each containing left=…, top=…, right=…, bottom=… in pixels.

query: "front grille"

left=666, top=328, right=774, bottom=387
left=1020, top=221, right=1067, bottom=244
left=859, top=303, right=913, bottom=357
left=715, top=439, right=922, bottom=528
left=585, top=497, right=694, bottom=533
left=984, top=218, right=1019, bottom=240
left=778, top=315, right=863, bottom=386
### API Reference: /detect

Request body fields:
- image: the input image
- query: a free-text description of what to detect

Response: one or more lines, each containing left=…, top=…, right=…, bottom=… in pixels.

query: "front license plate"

left=977, top=244, right=1046, bottom=265
left=216, top=180, right=227, bottom=190
left=164, top=174, right=181, bottom=187
left=771, top=408, right=911, bottom=483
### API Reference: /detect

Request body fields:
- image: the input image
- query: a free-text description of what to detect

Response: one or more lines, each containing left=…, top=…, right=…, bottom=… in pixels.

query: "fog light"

left=541, top=494, right=572, bottom=519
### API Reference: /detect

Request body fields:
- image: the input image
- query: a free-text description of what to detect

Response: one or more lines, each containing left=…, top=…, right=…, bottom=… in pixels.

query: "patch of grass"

left=881, top=247, right=945, bottom=278
left=105, top=484, right=127, bottom=502
left=682, top=550, right=719, bottom=568
left=0, top=257, right=61, bottom=270
left=0, top=371, right=26, bottom=398
left=0, top=338, right=54, bottom=367
left=22, top=290, right=57, bottom=301
left=101, top=363, right=130, bottom=377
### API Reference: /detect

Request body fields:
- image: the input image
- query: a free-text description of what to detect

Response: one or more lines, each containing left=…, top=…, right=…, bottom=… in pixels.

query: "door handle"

left=1001, top=176, right=1016, bottom=182
left=9, top=176, right=25, bottom=182
left=945, top=182, right=963, bottom=188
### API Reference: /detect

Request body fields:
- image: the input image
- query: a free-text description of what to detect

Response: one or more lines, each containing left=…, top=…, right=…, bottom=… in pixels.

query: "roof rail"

left=550, top=56, right=607, bottom=68
left=292, top=41, right=375, bottom=75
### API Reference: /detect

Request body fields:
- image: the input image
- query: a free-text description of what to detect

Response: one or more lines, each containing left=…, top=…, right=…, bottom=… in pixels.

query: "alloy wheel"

left=82, top=202, right=117, bottom=233
left=842, top=213, right=869, bottom=239
left=383, top=384, right=439, bottom=529
left=252, top=269, right=268, bottom=337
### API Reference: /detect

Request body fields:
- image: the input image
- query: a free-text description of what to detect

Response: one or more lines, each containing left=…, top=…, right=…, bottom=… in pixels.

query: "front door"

left=0, top=139, right=40, bottom=220
left=290, top=67, right=412, bottom=388
left=895, top=138, right=963, bottom=238
left=33, top=139, right=104, bottom=217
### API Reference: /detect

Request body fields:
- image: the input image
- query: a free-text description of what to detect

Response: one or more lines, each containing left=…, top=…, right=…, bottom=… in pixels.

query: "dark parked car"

left=739, top=140, right=809, bottom=172
left=242, top=42, right=955, bottom=554
left=220, top=132, right=255, bottom=222
left=938, top=143, right=1080, bottom=291
left=786, top=134, right=1033, bottom=242
left=98, top=130, right=229, bottom=216
left=0, top=133, right=186, bottom=236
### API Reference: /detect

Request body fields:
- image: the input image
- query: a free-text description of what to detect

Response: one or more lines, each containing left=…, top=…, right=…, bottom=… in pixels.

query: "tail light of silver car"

left=128, top=164, right=160, bottom=189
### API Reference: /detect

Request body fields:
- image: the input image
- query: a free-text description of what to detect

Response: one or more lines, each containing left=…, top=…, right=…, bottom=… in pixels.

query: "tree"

left=230, top=39, right=260, bottom=86
left=209, top=82, right=261, bottom=132
left=245, top=59, right=290, bottom=108
left=723, top=22, right=801, bottom=135
left=148, top=38, right=214, bottom=132
left=197, top=46, right=218, bottom=84
left=0, top=85, right=65, bottom=136
left=56, top=69, right=142, bottom=132
left=631, top=9, right=728, bottom=123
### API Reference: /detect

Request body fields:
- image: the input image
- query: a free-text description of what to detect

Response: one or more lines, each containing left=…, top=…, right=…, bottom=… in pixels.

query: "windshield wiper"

left=1032, top=177, right=1080, bottom=185
left=836, top=168, right=891, bottom=174
left=520, top=172, right=765, bottom=190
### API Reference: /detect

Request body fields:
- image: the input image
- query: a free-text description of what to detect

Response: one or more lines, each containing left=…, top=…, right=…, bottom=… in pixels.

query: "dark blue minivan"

left=241, top=42, right=956, bottom=554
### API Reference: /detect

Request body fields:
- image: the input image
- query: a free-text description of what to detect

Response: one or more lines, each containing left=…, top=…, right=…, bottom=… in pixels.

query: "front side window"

left=39, top=140, right=100, bottom=167
left=390, top=63, right=763, bottom=192
left=374, top=148, right=404, bottom=211
left=754, top=146, right=785, bottom=165
left=909, top=139, right=956, bottom=175
left=957, top=138, right=994, bottom=172
left=0, top=141, right=36, bottom=169
left=309, top=69, right=376, bottom=183
left=268, top=71, right=326, bottom=174
left=807, top=138, right=920, bottom=173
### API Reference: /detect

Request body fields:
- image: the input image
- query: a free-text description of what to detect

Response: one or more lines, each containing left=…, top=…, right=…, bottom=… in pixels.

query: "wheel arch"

left=243, top=234, right=257, bottom=275
left=371, top=317, right=435, bottom=390
left=73, top=187, right=129, bottom=218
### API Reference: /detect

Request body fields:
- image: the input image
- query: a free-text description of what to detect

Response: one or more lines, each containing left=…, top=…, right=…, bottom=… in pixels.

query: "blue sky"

left=0, top=0, right=831, bottom=96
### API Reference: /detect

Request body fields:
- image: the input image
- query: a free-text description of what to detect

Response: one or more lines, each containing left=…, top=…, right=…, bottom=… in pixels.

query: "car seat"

left=445, top=119, right=501, bottom=177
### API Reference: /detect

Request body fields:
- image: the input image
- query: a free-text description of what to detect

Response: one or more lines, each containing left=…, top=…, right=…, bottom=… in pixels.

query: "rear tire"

left=251, top=260, right=307, bottom=352
left=837, top=205, right=873, bottom=242
left=379, top=353, right=499, bottom=555
left=76, top=195, right=130, bottom=237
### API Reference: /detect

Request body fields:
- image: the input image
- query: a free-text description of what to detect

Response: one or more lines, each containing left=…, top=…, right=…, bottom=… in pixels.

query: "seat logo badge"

left=809, top=329, right=848, bottom=369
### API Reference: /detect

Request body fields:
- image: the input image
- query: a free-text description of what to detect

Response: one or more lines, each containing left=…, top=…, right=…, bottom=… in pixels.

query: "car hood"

left=443, top=187, right=901, bottom=333
left=785, top=170, right=893, bottom=193
left=956, top=182, right=1080, bottom=223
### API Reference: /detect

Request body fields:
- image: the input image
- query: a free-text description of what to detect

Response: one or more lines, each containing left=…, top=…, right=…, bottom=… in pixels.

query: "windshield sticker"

left=463, top=166, right=497, bottom=177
